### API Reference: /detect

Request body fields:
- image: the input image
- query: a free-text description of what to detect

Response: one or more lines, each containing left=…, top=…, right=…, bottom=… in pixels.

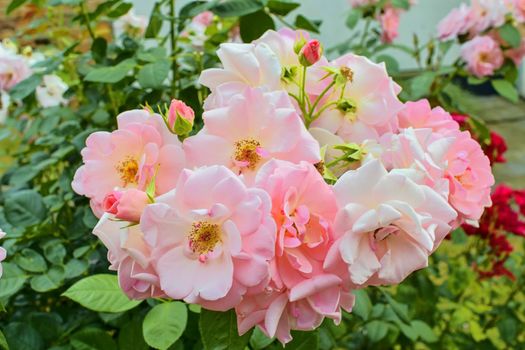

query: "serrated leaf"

left=84, top=59, right=136, bottom=84
left=138, top=59, right=170, bottom=89
left=498, top=23, right=521, bottom=48
left=62, top=274, right=141, bottom=312
left=143, top=302, right=187, bottom=350
left=210, top=0, right=263, bottom=17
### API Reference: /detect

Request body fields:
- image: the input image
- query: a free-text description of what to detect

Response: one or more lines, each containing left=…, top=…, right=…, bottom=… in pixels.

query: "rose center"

left=189, top=221, right=221, bottom=255
left=116, top=157, right=139, bottom=186
left=233, top=138, right=261, bottom=169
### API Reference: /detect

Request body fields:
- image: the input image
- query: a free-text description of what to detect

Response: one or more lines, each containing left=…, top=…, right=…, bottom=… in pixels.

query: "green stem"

left=309, top=80, right=336, bottom=120
left=310, top=101, right=338, bottom=125
left=80, top=2, right=95, bottom=41
left=169, top=0, right=178, bottom=97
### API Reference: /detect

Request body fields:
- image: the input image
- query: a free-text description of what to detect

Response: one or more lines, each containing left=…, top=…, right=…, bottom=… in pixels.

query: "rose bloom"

left=379, top=7, right=400, bottom=44
left=36, top=74, right=69, bottom=108
left=236, top=160, right=354, bottom=344
left=0, top=54, right=31, bottom=91
left=325, top=160, right=457, bottom=286
left=94, top=214, right=165, bottom=299
left=255, top=28, right=311, bottom=67
left=461, top=36, right=504, bottom=78
left=397, top=99, right=459, bottom=133
left=310, top=53, right=403, bottom=144
left=72, top=109, right=185, bottom=217
left=437, top=3, right=472, bottom=41
left=102, top=189, right=149, bottom=223
left=511, top=0, right=525, bottom=22
left=140, top=165, right=276, bottom=310
left=184, top=88, right=321, bottom=184
left=468, top=0, right=507, bottom=34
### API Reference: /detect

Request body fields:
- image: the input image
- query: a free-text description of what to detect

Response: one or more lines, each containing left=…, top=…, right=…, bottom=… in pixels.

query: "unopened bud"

left=299, top=40, right=323, bottom=67
left=168, top=99, right=195, bottom=135
left=103, top=189, right=149, bottom=223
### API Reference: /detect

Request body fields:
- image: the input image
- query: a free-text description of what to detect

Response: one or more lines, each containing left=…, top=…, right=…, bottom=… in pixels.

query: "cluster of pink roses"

left=72, top=28, right=494, bottom=344
left=438, top=0, right=525, bottom=77
left=348, top=0, right=417, bottom=43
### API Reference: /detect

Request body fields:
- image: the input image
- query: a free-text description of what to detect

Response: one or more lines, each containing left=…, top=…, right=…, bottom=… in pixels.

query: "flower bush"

left=0, top=0, right=524, bottom=350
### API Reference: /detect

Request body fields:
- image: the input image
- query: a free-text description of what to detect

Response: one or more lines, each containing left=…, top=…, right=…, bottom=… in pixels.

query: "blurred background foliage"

left=0, top=0, right=523, bottom=349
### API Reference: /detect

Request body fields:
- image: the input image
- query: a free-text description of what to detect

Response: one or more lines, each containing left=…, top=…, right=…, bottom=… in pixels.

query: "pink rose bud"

left=299, top=40, right=322, bottom=67
left=168, top=99, right=195, bottom=130
left=102, top=189, right=149, bottom=223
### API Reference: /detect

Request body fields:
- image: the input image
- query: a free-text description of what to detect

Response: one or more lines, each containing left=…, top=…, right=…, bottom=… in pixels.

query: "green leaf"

left=294, top=14, right=321, bottom=34
left=498, top=23, right=521, bottom=48
left=145, top=2, right=163, bottom=38
left=84, top=59, right=136, bottom=83
left=91, top=37, right=108, bottom=63
left=492, top=79, right=519, bottom=103
left=6, top=0, right=28, bottom=14
left=119, top=318, right=149, bottom=350
left=409, top=72, right=436, bottom=100
left=179, top=1, right=213, bottom=19
left=365, top=320, right=389, bottom=342
left=249, top=328, right=274, bottom=350
left=399, top=322, right=419, bottom=341
left=210, top=0, right=263, bottom=17
left=411, top=320, right=438, bottom=343
left=30, top=266, right=66, bottom=292
left=383, top=293, right=410, bottom=323
left=0, top=263, right=27, bottom=300
left=43, top=239, right=67, bottom=265
left=71, top=328, right=117, bottom=350
left=14, top=248, right=48, bottom=273
left=62, top=274, right=142, bottom=313
left=138, top=59, right=170, bottom=89
left=137, top=47, right=167, bottom=63
left=65, top=259, right=89, bottom=279
left=352, top=289, right=372, bottom=321
left=239, top=10, right=275, bottom=43
left=4, top=323, right=43, bottom=350
left=376, top=54, right=400, bottom=74
left=143, top=302, right=188, bottom=350
left=9, top=74, right=42, bottom=100
left=467, top=76, right=488, bottom=85
left=287, top=330, right=318, bottom=350
left=391, top=0, right=410, bottom=10
left=174, top=112, right=193, bottom=135
left=107, top=2, right=132, bottom=18
left=266, top=0, right=300, bottom=16
left=346, top=9, right=362, bottom=29
left=199, top=309, right=252, bottom=350
left=469, top=321, right=486, bottom=342
left=0, top=329, right=8, bottom=350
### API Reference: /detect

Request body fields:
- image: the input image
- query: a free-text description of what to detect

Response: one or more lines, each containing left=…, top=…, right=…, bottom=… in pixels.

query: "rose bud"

left=102, top=189, right=149, bottom=223
left=168, top=99, right=195, bottom=135
left=299, top=39, right=323, bottom=67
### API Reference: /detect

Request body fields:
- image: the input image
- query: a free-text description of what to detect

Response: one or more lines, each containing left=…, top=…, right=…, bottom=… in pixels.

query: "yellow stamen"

left=116, top=157, right=139, bottom=186
left=189, top=221, right=221, bottom=255
left=233, top=138, right=261, bottom=169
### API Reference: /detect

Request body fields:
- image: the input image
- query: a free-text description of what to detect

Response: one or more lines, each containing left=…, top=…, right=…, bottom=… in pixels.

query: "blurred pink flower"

left=379, top=7, right=400, bottom=44
left=397, top=99, right=459, bottom=133
left=461, top=36, right=504, bottom=77
left=326, top=160, right=457, bottom=286
left=193, top=11, right=214, bottom=26
left=184, top=88, right=320, bottom=184
left=72, top=110, right=185, bottom=217
left=235, top=160, right=354, bottom=344
left=140, top=165, right=276, bottom=310
left=437, top=4, right=472, bottom=41
left=94, top=215, right=165, bottom=299
left=0, top=55, right=31, bottom=91
left=468, top=0, right=507, bottom=34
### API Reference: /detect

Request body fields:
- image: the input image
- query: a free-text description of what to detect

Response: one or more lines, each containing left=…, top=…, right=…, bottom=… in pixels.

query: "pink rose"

left=505, top=39, right=525, bottom=65
left=326, top=160, right=457, bottom=286
left=72, top=109, right=185, bottom=217
left=437, top=4, right=472, bottom=41
left=379, top=7, right=400, bottom=44
left=468, top=0, right=507, bottom=34
left=461, top=36, right=504, bottom=78
left=511, top=0, right=525, bottom=22
left=299, top=40, right=322, bottom=66
left=236, top=160, right=353, bottom=344
left=103, top=189, right=150, bottom=223
left=0, top=55, right=31, bottom=91
left=140, top=165, right=276, bottom=311
left=168, top=98, right=195, bottom=130
left=193, top=11, right=214, bottom=26
left=184, top=88, right=321, bottom=184
left=397, top=99, right=460, bottom=133
left=94, top=215, right=165, bottom=299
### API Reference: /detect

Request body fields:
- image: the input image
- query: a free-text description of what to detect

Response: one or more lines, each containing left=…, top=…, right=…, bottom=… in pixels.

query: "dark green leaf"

left=6, top=0, right=28, bottom=14
left=145, top=2, right=163, bottom=38
left=71, top=328, right=117, bottom=350
left=138, top=59, right=170, bottom=89
left=294, top=14, right=321, bottom=34
left=84, top=59, right=136, bottom=83
left=4, top=190, right=46, bottom=228
left=143, top=302, right=188, bottom=350
left=9, top=75, right=42, bottom=100
left=14, top=248, right=47, bottom=273
left=0, top=263, right=27, bottom=300
left=384, top=293, right=410, bottom=323
left=249, top=328, right=274, bottom=350
left=0, top=330, right=8, bottom=350
left=498, top=23, right=521, bottom=48
left=492, top=79, right=519, bottom=103
left=43, top=240, right=67, bottom=265
left=211, top=0, right=263, bottom=17
left=399, top=322, right=419, bottom=341
left=4, top=323, right=43, bottom=350
left=119, top=318, right=149, bottom=350
left=365, top=320, right=389, bottom=342
left=199, top=309, right=252, bottom=350
left=179, top=1, right=213, bottom=19
left=91, top=37, right=108, bottom=63
left=30, top=266, right=66, bottom=292
left=62, top=274, right=142, bottom=312
left=239, top=10, right=275, bottom=43
left=266, top=0, right=300, bottom=16
left=65, top=259, right=89, bottom=279
left=411, top=320, right=438, bottom=343
left=287, top=330, right=319, bottom=350
left=107, top=2, right=132, bottom=18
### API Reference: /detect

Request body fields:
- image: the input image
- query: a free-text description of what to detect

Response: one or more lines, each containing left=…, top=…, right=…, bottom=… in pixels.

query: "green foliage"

left=143, top=302, right=188, bottom=350
left=199, top=309, right=252, bottom=350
